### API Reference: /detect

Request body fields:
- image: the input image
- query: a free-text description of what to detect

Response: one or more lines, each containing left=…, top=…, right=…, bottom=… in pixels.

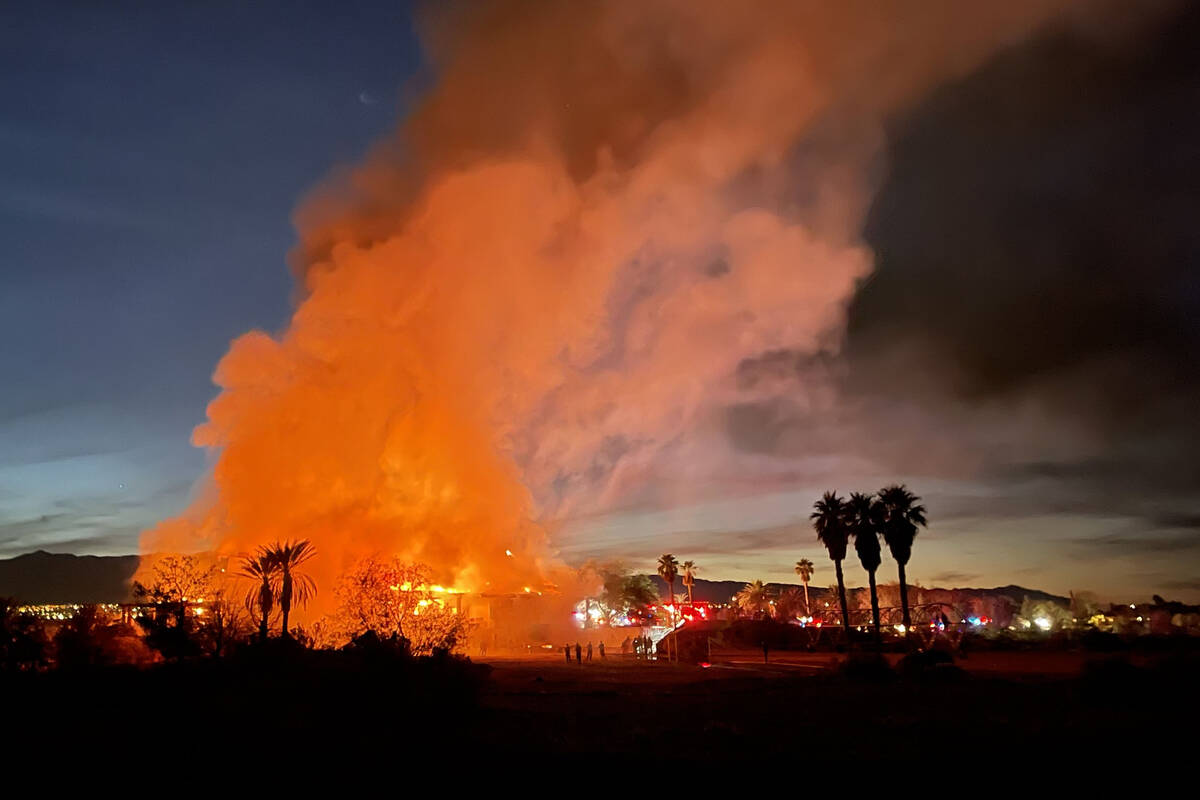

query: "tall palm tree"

left=656, top=554, right=680, bottom=661
left=267, top=540, right=317, bottom=639
left=681, top=560, right=698, bottom=607
left=794, top=558, right=814, bottom=616
left=848, top=492, right=884, bottom=647
left=811, top=491, right=852, bottom=640
left=878, top=485, right=927, bottom=636
left=657, top=554, right=679, bottom=611
left=239, top=550, right=277, bottom=643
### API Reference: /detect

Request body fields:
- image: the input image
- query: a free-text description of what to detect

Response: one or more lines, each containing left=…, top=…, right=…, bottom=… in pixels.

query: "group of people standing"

left=621, top=634, right=655, bottom=659
left=559, top=634, right=658, bottom=663
left=563, top=641, right=606, bottom=663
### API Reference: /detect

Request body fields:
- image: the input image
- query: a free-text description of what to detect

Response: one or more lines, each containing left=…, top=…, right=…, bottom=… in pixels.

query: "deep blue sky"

left=1, top=1, right=420, bottom=554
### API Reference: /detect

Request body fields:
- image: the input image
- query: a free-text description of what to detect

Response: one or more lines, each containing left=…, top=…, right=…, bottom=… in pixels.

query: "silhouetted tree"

left=597, top=568, right=658, bottom=625
left=324, top=558, right=472, bottom=654
left=197, top=592, right=248, bottom=658
left=132, top=554, right=217, bottom=659
left=54, top=606, right=121, bottom=668
left=267, top=540, right=317, bottom=639
left=735, top=580, right=771, bottom=618
left=135, top=609, right=201, bottom=661
left=133, top=555, right=215, bottom=629
left=1, top=598, right=47, bottom=672
left=657, top=554, right=679, bottom=610
left=657, top=554, right=680, bottom=660
left=848, top=491, right=885, bottom=647
left=878, top=485, right=927, bottom=637
left=794, top=558, right=814, bottom=616
left=812, top=491, right=852, bottom=640
left=681, top=560, right=698, bottom=606
left=776, top=587, right=808, bottom=620
left=239, top=551, right=277, bottom=643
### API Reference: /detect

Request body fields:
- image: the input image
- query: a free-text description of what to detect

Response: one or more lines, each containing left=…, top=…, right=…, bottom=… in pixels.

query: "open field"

left=4, top=646, right=1196, bottom=763
left=466, top=649, right=1198, bottom=757
left=480, top=646, right=1170, bottom=677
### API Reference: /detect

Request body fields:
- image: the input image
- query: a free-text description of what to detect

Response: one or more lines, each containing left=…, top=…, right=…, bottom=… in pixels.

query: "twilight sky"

left=2, top=1, right=1197, bottom=601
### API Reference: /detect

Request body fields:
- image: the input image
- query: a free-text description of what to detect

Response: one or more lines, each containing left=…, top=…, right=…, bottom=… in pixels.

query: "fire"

left=140, top=1, right=1104, bottom=621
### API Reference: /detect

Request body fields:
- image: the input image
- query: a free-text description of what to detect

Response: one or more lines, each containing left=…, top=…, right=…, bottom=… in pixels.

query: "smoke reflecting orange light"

left=140, top=1, right=1110, bottom=619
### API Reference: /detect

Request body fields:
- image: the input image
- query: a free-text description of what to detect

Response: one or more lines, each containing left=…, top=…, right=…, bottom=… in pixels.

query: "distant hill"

left=645, top=574, right=1070, bottom=610
left=0, top=549, right=1072, bottom=611
left=0, top=551, right=139, bottom=604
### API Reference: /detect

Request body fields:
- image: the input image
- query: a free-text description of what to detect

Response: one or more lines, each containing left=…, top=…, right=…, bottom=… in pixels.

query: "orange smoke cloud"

left=142, top=0, right=1108, bottom=612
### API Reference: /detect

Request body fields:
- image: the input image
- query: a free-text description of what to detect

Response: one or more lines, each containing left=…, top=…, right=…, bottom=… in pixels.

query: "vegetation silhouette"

left=878, top=485, right=927, bottom=636
left=847, top=491, right=885, bottom=647
left=681, top=560, right=698, bottom=606
left=270, top=540, right=317, bottom=638
left=734, top=580, right=770, bottom=618
left=794, top=558, right=814, bottom=616
left=1, top=598, right=47, bottom=671
left=132, top=555, right=234, bottom=660
left=656, top=554, right=679, bottom=611
left=598, top=567, right=658, bottom=625
left=324, top=557, right=472, bottom=653
left=812, top=491, right=853, bottom=641
left=232, top=539, right=318, bottom=642
left=240, top=550, right=277, bottom=643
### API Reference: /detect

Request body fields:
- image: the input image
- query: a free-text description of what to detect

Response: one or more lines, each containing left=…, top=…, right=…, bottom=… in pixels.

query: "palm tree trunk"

left=258, top=581, right=269, bottom=643
left=667, top=585, right=675, bottom=661
left=834, top=560, right=851, bottom=641
left=802, top=581, right=810, bottom=617
left=898, top=561, right=911, bottom=638
left=868, top=569, right=881, bottom=650
left=280, top=572, right=292, bottom=638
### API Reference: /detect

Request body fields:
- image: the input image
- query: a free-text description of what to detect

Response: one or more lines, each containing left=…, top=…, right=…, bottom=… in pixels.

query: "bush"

left=897, top=649, right=967, bottom=682
left=1080, top=630, right=1129, bottom=653
left=1081, top=656, right=1142, bottom=683
left=836, top=653, right=895, bottom=683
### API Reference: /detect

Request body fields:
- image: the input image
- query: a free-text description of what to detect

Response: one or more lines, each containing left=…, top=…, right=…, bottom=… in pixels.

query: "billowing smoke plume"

left=142, top=0, right=1121, bottom=610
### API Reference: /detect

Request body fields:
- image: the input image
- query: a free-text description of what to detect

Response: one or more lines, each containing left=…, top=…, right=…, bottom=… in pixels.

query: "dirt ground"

left=467, top=649, right=1198, bottom=757
left=480, top=647, right=1120, bottom=677
left=3, top=645, right=1194, bottom=764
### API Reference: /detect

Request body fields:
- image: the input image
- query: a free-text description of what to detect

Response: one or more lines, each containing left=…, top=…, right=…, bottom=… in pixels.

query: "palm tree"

left=681, top=560, right=698, bottom=607
left=878, top=485, right=927, bottom=637
left=267, top=540, right=317, bottom=639
left=657, top=554, right=679, bottom=612
left=794, top=558, right=814, bottom=616
left=811, top=491, right=852, bottom=640
left=734, top=580, right=770, bottom=617
left=776, top=587, right=807, bottom=620
left=239, top=550, right=277, bottom=643
left=847, top=491, right=884, bottom=647
left=656, top=554, right=680, bottom=661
